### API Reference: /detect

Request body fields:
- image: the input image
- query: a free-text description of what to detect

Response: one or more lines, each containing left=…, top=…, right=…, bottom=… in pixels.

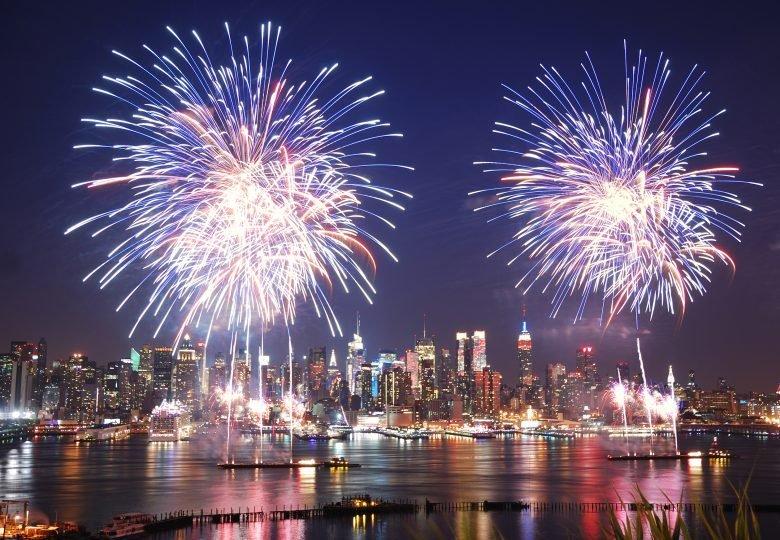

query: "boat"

left=293, top=427, right=348, bottom=441
left=320, top=457, right=361, bottom=468
left=99, top=513, right=152, bottom=538
left=148, top=401, right=191, bottom=442
left=218, top=457, right=361, bottom=469
left=607, top=438, right=738, bottom=461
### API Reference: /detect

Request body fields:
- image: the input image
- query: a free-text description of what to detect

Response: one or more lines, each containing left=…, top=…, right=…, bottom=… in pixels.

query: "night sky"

left=1, top=1, right=778, bottom=391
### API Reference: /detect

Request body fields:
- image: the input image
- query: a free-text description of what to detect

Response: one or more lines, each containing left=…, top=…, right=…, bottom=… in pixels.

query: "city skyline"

left=1, top=1, right=779, bottom=394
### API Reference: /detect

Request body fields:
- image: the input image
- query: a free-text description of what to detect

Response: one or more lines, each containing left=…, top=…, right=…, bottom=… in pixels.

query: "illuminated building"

left=455, top=332, right=469, bottom=373
left=104, top=361, right=121, bottom=411
left=517, top=308, right=533, bottom=387
left=472, top=331, right=487, bottom=372
left=358, top=362, right=373, bottom=411
left=152, top=346, right=174, bottom=403
left=209, top=353, right=226, bottom=394
left=346, top=313, right=365, bottom=395
left=438, top=347, right=455, bottom=395
left=474, top=367, right=502, bottom=417
left=575, top=346, right=599, bottom=412
left=233, top=349, right=251, bottom=399
left=137, top=344, right=153, bottom=392
left=545, top=363, right=567, bottom=418
left=0, top=354, right=16, bottom=411
left=129, top=348, right=141, bottom=371
left=379, top=366, right=410, bottom=407
left=404, top=349, right=419, bottom=393
left=173, top=336, right=199, bottom=412
left=326, top=350, right=342, bottom=398
left=307, top=346, right=327, bottom=400
left=415, top=328, right=436, bottom=403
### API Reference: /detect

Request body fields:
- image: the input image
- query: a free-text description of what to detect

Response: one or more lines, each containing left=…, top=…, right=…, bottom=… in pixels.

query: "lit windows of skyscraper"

left=474, top=367, right=502, bottom=417
left=138, top=344, right=153, bottom=392
left=517, top=308, right=533, bottom=388
left=152, top=346, right=173, bottom=403
left=307, top=346, right=327, bottom=401
left=0, top=353, right=16, bottom=411
left=545, top=362, right=567, bottom=418
left=472, top=331, right=487, bottom=372
left=455, top=332, right=469, bottom=374
left=173, top=336, right=199, bottom=412
left=346, top=313, right=365, bottom=395
left=403, top=349, right=419, bottom=395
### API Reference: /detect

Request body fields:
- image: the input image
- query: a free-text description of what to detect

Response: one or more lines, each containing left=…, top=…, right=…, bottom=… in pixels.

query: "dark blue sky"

left=1, top=1, right=778, bottom=391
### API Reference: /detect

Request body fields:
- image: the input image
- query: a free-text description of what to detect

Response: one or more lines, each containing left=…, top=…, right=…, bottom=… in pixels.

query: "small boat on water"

left=99, top=513, right=152, bottom=538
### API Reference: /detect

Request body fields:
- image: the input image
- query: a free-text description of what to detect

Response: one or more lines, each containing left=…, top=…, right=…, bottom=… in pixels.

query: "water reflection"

left=0, top=432, right=777, bottom=536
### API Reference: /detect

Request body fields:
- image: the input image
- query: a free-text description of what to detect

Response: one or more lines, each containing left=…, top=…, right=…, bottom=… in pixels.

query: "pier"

left=138, top=495, right=780, bottom=533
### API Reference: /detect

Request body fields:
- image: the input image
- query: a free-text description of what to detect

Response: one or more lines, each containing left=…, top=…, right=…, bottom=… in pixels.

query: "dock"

left=129, top=495, right=780, bottom=533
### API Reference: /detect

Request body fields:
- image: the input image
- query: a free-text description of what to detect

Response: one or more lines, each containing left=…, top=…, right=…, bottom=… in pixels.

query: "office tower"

left=173, top=336, right=199, bottom=411
left=346, top=313, right=365, bottom=394
left=472, top=331, right=487, bottom=372
left=455, top=332, right=469, bottom=373
left=1, top=354, right=16, bottom=411
left=576, top=346, right=598, bottom=386
left=234, top=349, right=251, bottom=399
left=359, top=362, right=373, bottom=411
left=37, top=338, right=48, bottom=371
left=326, top=349, right=342, bottom=398
left=438, top=347, right=455, bottom=395
left=118, top=359, right=136, bottom=414
left=545, top=363, right=567, bottom=418
left=63, top=354, right=85, bottom=420
left=210, top=353, right=227, bottom=394
left=415, top=324, right=436, bottom=403
left=517, top=308, right=533, bottom=387
left=152, top=346, right=174, bottom=403
left=138, top=344, right=154, bottom=391
left=104, top=361, right=121, bottom=411
left=307, top=346, right=327, bottom=400
left=474, top=367, right=502, bottom=417
left=379, top=366, right=410, bottom=407
left=404, top=349, right=419, bottom=393
left=129, top=348, right=141, bottom=372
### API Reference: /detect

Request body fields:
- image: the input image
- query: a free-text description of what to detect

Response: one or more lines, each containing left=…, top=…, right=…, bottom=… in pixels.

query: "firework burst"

left=67, top=22, right=411, bottom=348
left=474, top=44, right=756, bottom=321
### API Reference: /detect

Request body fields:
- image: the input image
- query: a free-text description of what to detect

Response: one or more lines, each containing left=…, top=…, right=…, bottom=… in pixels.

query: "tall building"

left=358, top=362, right=373, bottom=411
left=152, top=346, right=174, bottom=403
left=472, top=331, right=487, bottom=372
left=379, top=366, right=411, bottom=407
left=346, top=313, right=365, bottom=395
left=474, top=367, right=502, bottom=417
left=455, top=332, right=469, bottom=373
left=0, top=354, right=14, bottom=411
left=209, top=353, right=227, bottom=395
left=404, top=349, right=419, bottom=393
left=576, top=346, right=598, bottom=387
left=307, top=346, right=327, bottom=400
left=415, top=324, right=436, bottom=403
left=517, top=308, right=533, bottom=387
left=326, top=349, right=342, bottom=397
left=138, top=344, right=154, bottom=392
left=545, top=362, right=567, bottom=418
left=173, top=336, right=199, bottom=411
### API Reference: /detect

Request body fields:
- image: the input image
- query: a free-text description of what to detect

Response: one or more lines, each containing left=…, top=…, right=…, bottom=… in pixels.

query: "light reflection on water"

left=1, top=433, right=778, bottom=537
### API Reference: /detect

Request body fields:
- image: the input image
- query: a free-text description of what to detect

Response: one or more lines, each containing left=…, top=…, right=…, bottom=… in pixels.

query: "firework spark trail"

left=69, top=22, right=410, bottom=462
left=475, top=45, right=757, bottom=437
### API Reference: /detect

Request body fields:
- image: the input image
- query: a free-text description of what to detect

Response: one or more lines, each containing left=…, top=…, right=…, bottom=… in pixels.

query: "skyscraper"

left=474, top=367, right=502, bottom=417
left=415, top=323, right=436, bottom=402
left=517, top=308, right=533, bottom=387
left=545, top=362, right=567, bottom=418
left=472, top=331, right=487, bottom=372
left=173, top=336, right=199, bottom=411
left=346, top=313, right=365, bottom=394
left=138, top=344, right=154, bottom=392
left=152, top=346, right=174, bottom=403
left=455, top=332, right=469, bottom=373
left=307, top=346, right=327, bottom=400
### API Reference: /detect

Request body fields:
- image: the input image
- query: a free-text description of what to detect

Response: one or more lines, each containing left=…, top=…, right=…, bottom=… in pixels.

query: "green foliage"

left=604, top=482, right=760, bottom=540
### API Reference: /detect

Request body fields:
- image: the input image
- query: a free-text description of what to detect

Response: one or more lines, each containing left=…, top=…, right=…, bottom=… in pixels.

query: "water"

left=2, top=432, right=778, bottom=537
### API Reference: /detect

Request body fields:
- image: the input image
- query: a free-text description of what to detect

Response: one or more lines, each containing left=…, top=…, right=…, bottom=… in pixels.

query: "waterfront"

left=2, top=432, right=779, bottom=536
